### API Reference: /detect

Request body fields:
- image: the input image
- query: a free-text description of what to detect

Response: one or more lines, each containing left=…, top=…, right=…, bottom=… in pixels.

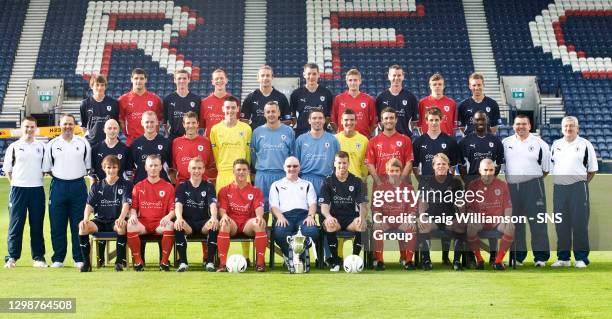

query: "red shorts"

left=482, top=223, right=498, bottom=231
left=141, top=219, right=161, bottom=233
left=234, top=219, right=250, bottom=236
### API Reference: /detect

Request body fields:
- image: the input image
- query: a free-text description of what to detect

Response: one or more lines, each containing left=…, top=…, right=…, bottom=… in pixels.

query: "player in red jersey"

left=466, top=159, right=514, bottom=270
left=118, top=68, right=163, bottom=145
left=366, top=107, right=413, bottom=185
left=172, top=111, right=216, bottom=184
left=200, top=68, right=233, bottom=138
left=216, top=159, right=267, bottom=272
left=126, top=154, right=175, bottom=271
left=331, top=69, right=377, bottom=137
left=371, top=158, right=418, bottom=271
left=418, top=73, right=457, bottom=136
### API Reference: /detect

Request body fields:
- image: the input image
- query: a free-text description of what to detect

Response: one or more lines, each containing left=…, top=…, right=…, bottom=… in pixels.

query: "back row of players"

left=4, top=64, right=597, bottom=272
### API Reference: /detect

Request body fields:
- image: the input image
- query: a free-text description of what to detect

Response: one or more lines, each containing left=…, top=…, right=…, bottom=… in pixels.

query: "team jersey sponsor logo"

left=198, top=145, right=204, bottom=151
left=360, top=102, right=366, bottom=109
left=147, top=100, right=153, bottom=107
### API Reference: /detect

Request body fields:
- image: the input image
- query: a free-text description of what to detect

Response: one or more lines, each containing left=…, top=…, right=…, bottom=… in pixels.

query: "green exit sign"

left=512, top=91, right=525, bottom=99
left=38, top=90, right=53, bottom=102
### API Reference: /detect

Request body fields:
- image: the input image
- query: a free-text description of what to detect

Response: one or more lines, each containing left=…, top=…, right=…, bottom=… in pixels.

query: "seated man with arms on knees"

left=417, top=153, right=466, bottom=271
left=320, top=151, right=367, bottom=272
left=371, top=158, right=418, bottom=271
left=126, top=154, right=176, bottom=271
left=466, top=159, right=514, bottom=270
left=174, top=157, right=219, bottom=272
left=78, top=155, right=132, bottom=272
left=269, top=156, right=319, bottom=273
left=216, top=159, right=268, bottom=272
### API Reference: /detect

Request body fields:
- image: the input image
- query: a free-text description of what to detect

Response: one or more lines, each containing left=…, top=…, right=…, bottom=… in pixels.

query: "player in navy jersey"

left=251, top=101, right=295, bottom=211
left=375, top=65, right=418, bottom=137
left=458, top=73, right=502, bottom=135
left=174, top=157, right=219, bottom=272
left=290, top=63, right=333, bottom=136
left=79, top=74, right=119, bottom=145
left=90, top=119, right=132, bottom=182
left=458, top=111, right=504, bottom=185
left=412, top=107, right=460, bottom=178
left=320, top=151, right=367, bottom=271
left=130, top=111, right=172, bottom=183
left=163, top=69, right=201, bottom=141
left=417, top=153, right=466, bottom=271
left=78, top=155, right=132, bottom=272
left=241, top=65, right=292, bottom=130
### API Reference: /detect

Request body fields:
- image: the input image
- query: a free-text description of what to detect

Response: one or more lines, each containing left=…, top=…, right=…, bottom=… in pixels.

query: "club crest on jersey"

left=528, top=146, right=534, bottom=152
left=360, top=102, right=366, bottom=109
left=349, top=185, right=354, bottom=192
left=106, top=105, right=112, bottom=111
left=198, top=145, right=204, bottom=151
left=201, top=191, right=206, bottom=197
left=159, top=190, right=165, bottom=197
left=356, top=143, right=361, bottom=149
left=281, top=134, right=287, bottom=141
left=324, top=142, right=330, bottom=148
left=117, top=154, right=123, bottom=159
left=441, top=143, right=447, bottom=149
left=158, top=145, right=163, bottom=150
left=444, top=105, right=450, bottom=112
left=318, top=198, right=324, bottom=203
left=247, top=194, right=254, bottom=200
left=118, top=189, right=123, bottom=195
left=486, top=107, right=491, bottom=112
left=402, top=100, right=407, bottom=106
left=396, top=141, right=402, bottom=147
left=147, top=101, right=153, bottom=107
left=190, top=102, right=195, bottom=108
left=489, top=142, right=494, bottom=148
left=239, top=132, right=244, bottom=138
left=494, top=189, right=501, bottom=196
left=320, top=96, right=325, bottom=102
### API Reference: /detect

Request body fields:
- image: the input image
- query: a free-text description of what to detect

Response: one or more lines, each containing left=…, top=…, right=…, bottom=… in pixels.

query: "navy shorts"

left=93, top=219, right=116, bottom=232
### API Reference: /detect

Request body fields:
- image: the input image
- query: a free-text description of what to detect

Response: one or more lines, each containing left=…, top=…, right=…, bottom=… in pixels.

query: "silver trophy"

left=287, top=226, right=308, bottom=274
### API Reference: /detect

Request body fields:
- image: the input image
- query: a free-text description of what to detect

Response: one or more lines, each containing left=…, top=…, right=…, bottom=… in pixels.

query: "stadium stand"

left=485, top=0, right=612, bottom=158
left=33, top=0, right=244, bottom=99
left=267, top=0, right=474, bottom=102
left=0, top=0, right=29, bottom=109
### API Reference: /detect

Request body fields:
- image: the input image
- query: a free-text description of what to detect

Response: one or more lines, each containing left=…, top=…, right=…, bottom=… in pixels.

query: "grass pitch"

left=0, top=177, right=611, bottom=318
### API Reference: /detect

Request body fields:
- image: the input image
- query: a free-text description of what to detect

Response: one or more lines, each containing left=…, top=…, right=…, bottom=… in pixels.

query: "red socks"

left=495, top=234, right=514, bottom=264
left=468, top=236, right=484, bottom=262
left=217, top=231, right=230, bottom=266
left=160, top=231, right=174, bottom=265
left=127, top=232, right=143, bottom=265
left=255, top=232, right=267, bottom=266
left=373, top=237, right=384, bottom=262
